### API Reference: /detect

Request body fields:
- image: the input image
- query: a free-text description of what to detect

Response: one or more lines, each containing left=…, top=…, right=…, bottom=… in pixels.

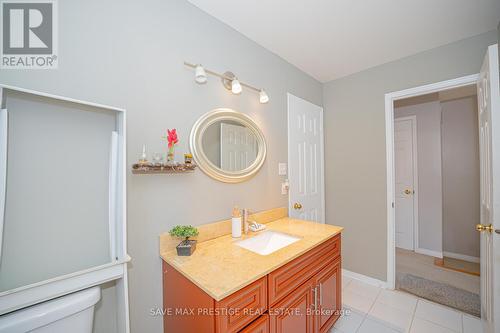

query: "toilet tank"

left=0, top=286, right=101, bottom=333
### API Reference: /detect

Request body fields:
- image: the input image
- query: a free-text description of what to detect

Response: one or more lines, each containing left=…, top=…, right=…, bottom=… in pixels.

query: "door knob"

left=404, top=189, right=412, bottom=195
left=476, top=224, right=494, bottom=233
left=293, top=203, right=302, bottom=210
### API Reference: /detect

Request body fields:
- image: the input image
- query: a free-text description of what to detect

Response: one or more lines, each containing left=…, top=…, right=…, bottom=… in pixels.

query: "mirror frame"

left=190, top=108, right=267, bottom=183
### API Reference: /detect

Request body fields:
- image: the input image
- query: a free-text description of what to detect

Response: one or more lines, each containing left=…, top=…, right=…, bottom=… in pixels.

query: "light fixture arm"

left=183, top=61, right=261, bottom=93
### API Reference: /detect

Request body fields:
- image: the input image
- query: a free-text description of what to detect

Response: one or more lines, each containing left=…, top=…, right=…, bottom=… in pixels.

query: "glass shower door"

left=0, top=89, right=116, bottom=292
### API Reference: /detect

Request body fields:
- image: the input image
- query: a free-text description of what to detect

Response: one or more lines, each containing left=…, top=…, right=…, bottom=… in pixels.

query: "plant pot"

left=176, top=239, right=197, bottom=256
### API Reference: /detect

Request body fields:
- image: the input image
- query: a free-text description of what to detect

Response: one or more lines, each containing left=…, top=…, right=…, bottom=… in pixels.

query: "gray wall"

left=93, top=282, right=118, bottom=333
left=0, top=0, right=322, bottom=332
left=323, top=31, right=497, bottom=281
left=442, top=97, right=480, bottom=258
left=395, top=101, right=443, bottom=254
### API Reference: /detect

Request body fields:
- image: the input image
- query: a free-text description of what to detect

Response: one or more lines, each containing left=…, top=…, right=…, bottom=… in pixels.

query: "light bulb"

left=259, top=89, right=269, bottom=104
left=231, top=79, right=242, bottom=94
left=195, top=64, right=207, bottom=84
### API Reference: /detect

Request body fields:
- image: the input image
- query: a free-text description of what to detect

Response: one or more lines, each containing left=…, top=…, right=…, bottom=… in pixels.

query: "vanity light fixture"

left=259, top=89, right=269, bottom=104
left=231, top=78, right=242, bottom=95
left=184, top=61, right=269, bottom=104
left=194, top=64, right=207, bottom=84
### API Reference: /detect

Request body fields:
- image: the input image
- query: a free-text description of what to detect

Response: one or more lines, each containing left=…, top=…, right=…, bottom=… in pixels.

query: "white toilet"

left=0, top=286, right=101, bottom=333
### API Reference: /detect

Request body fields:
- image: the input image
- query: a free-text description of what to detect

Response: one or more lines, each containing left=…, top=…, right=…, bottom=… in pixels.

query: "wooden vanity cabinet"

left=268, top=235, right=340, bottom=306
left=239, top=314, right=269, bottom=333
left=269, top=275, right=316, bottom=333
left=162, top=234, right=341, bottom=333
left=268, top=255, right=341, bottom=333
left=162, top=261, right=266, bottom=333
left=315, top=258, right=342, bottom=333
left=215, top=277, right=268, bottom=333
left=162, top=261, right=215, bottom=333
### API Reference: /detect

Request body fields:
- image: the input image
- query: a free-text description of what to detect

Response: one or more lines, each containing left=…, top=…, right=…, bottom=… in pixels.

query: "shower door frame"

left=0, top=84, right=130, bottom=333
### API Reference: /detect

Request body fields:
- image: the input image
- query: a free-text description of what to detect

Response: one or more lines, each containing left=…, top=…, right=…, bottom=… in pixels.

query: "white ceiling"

left=187, top=0, right=500, bottom=82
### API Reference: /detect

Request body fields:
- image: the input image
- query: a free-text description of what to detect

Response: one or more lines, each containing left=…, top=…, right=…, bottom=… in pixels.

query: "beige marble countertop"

left=160, top=218, right=343, bottom=301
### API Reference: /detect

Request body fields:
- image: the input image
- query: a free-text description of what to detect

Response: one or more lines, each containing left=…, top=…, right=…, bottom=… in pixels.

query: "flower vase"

left=167, top=148, right=175, bottom=164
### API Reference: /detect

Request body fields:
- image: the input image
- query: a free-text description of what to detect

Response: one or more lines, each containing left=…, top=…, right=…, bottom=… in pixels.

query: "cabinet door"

left=316, top=258, right=341, bottom=333
left=240, top=314, right=269, bottom=333
left=268, top=235, right=340, bottom=306
left=215, top=277, right=267, bottom=333
left=270, top=277, right=316, bottom=333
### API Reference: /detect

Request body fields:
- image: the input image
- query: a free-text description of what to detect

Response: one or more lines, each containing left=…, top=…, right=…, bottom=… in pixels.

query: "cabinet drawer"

left=268, top=235, right=340, bottom=306
left=216, top=277, right=268, bottom=333
left=239, top=314, right=269, bottom=333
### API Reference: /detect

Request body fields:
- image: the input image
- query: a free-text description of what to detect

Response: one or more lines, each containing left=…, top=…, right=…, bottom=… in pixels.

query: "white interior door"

left=477, top=44, right=500, bottom=333
left=394, top=117, right=417, bottom=250
left=220, top=122, right=257, bottom=171
left=288, top=93, right=325, bottom=223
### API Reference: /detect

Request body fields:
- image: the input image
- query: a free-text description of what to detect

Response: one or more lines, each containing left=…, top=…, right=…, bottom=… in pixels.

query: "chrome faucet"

left=242, top=209, right=257, bottom=234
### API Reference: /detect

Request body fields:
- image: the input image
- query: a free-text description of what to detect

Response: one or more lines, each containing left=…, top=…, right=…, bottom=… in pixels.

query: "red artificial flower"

left=167, top=129, right=179, bottom=148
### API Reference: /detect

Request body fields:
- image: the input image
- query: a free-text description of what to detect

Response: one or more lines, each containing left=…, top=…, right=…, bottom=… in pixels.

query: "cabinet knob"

left=293, top=203, right=302, bottom=210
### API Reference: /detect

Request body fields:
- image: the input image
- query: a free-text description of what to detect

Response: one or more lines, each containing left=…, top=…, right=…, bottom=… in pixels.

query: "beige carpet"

left=396, top=248, right=480, bottom=295
left=397, top=273, right=480, bottom=317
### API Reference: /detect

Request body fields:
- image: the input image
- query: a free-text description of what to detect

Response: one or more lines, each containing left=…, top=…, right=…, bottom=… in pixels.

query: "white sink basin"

left=235, top=231, right=301, bottom=255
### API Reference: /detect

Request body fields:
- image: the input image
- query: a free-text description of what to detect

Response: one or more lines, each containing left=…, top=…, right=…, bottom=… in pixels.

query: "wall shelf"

left=131, top=163, right=197, bottom=174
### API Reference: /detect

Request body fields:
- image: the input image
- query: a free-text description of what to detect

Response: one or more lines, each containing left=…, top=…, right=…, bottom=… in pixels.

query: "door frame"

left=394, top=115, right=419, bottom=251
left=287, top=93, right=325, bottom=224
left=385, top=74, right=479, bottom=289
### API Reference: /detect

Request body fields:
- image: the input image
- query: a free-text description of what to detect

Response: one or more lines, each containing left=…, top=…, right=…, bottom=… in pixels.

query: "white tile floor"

left=331, top=275, right=483, bottom=333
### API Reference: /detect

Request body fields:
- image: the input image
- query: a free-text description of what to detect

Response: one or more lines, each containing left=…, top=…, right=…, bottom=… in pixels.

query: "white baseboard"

left=442, top=251, right=480, bottom=263
left=342, top=269, right=388, bottom=288
left=415, top=247, right=443, bottom=259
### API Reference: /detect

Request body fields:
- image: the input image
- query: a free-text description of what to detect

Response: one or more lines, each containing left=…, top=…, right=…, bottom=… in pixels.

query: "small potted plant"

left=169, top=225, right=199, bottom=256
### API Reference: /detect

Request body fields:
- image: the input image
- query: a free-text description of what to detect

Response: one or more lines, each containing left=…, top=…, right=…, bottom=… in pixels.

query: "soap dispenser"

left=231, top=206, right=242, bottom=238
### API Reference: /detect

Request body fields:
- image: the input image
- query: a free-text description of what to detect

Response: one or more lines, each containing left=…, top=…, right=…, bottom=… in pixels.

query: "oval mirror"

left=190, top=108, right=267, bottom=183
